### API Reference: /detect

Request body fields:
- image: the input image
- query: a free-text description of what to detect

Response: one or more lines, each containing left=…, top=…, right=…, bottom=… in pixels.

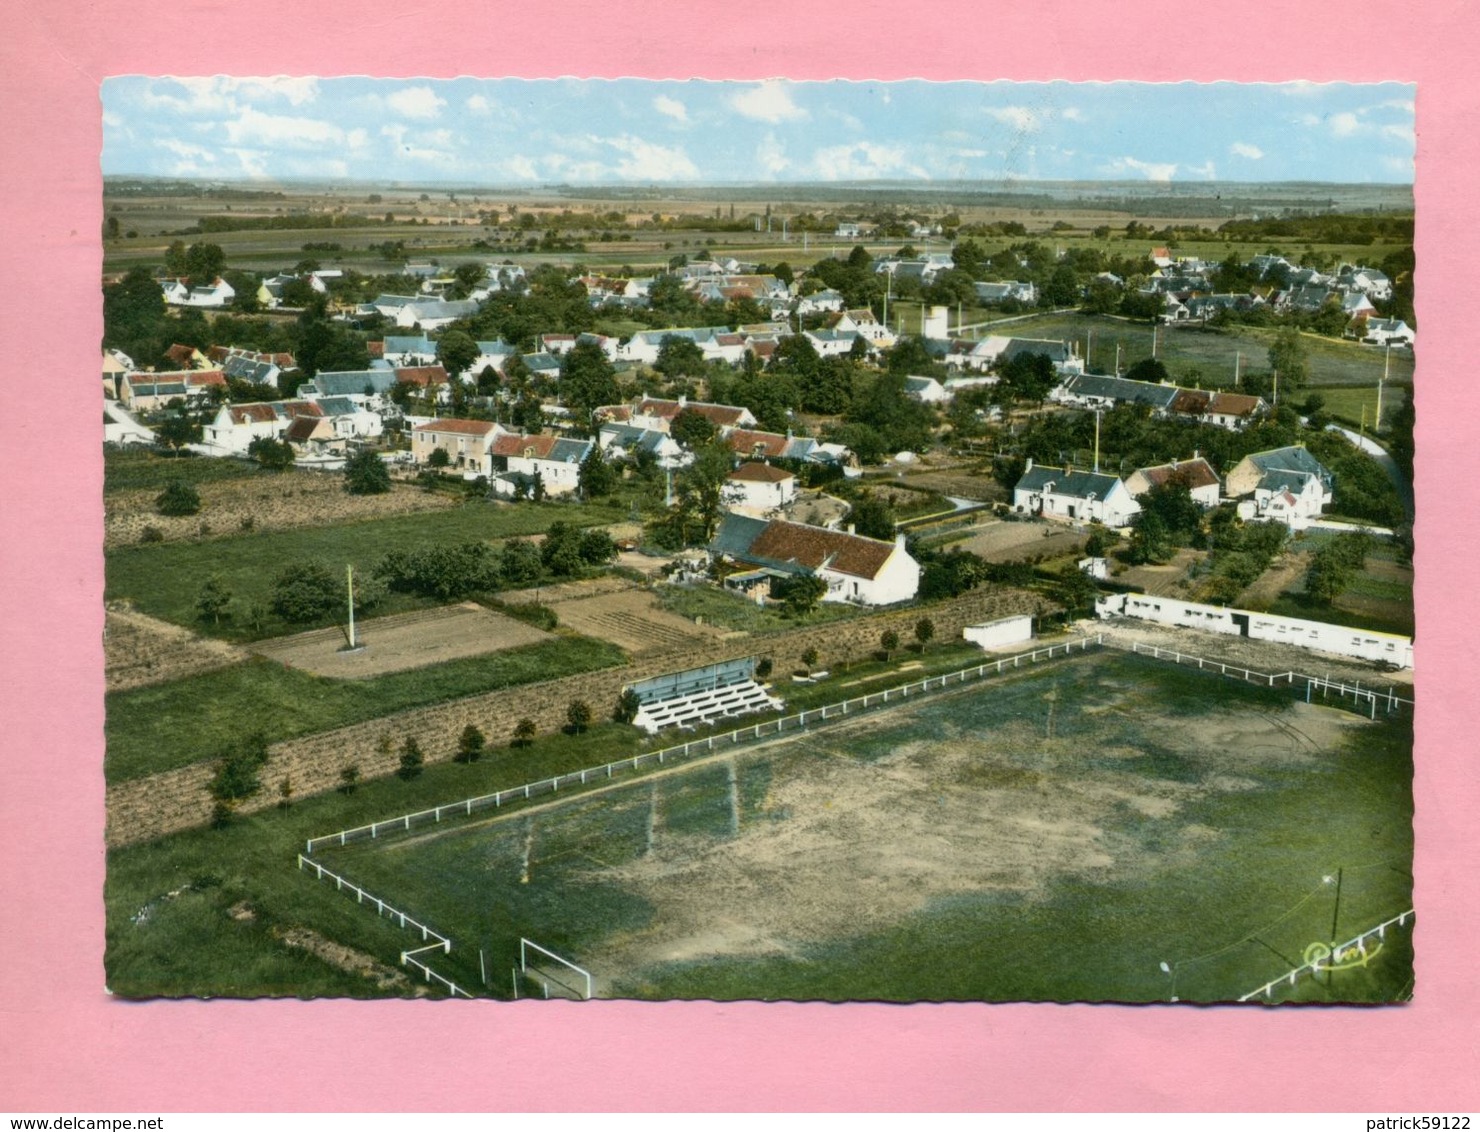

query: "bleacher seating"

left=631, top=679, right=783, bottom=735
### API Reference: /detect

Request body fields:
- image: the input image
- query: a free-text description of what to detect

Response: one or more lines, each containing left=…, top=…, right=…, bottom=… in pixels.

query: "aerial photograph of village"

left=100, top=77, right=1416, bottom=1004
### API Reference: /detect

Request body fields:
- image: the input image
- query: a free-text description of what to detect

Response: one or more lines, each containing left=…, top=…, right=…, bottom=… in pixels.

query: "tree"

left=183, top=242, right=226, bottom=284
left=208, top=732, right=270, bottom=806
left=577, top=527, right=618, bottom=566
left=997, top=351, right=1057, bottom=403
left=880, top=629, right=900, bottom=660
left=155, top=410, right=203, bottom=456
left=1267, top=329, right=1308, bottom=397
left=654, top=335, right=708, bottom=380
left=499, top=538, right=543, bottom=586
left=670, top=407, right=718, bottom=449
left=775, top=573, right=827, bottom=619
left=566, top=700, right=593, bottom=735
left=195, top=575, right=233, bottom=626
left=452, top=725, right=488, bottom=769
left=1127, top=510, right=1173, bottom=565
left=343, top=449, right=392, bottom=495
left=247, top=436, right=295, bottom=471
left=559, top=341, right=621, bottom=428
left=800, top=647, right=820, bottom=673
left=613, top=688, right=642, bottom=724
left=338, top=764, right=360, bottom=795
left=270, top=560, right=341, bottom=623
left=847, top=493, right=896, bottom=540
left=670, top=440, right=735, bottom=544
left=578, top=444, right=615, bottom=498
left=427, top=446, right=451, bottom=469
left=397, top=737, right=425, bottom=781
left=1053, top=562, right=1100, bottom=614
left=914, top=618, right=935, bottom=650
left=512, top=718, right=537, bottom=747
left=156, top=479, right=201, bottom=516
left=436, top=329, right=479, bottom=378
left=1124, top=357, right=1170, bottom=385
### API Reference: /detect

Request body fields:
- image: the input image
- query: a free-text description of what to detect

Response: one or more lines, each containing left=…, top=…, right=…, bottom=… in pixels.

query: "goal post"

left=519, top=937, right=592, bottom=1000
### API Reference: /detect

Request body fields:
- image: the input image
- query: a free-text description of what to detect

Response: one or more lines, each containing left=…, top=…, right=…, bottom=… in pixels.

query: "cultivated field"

left=105, top=603, right=248, bottom=691
left=248, top=603, right=553, bottom=678
left=315, top=650, right=1413, bottom=1003
left=530, top=586, right=729, bottom=657
left=105, top=469, right=456, bottom=547
left=953, top=518, right=1088, bottom=563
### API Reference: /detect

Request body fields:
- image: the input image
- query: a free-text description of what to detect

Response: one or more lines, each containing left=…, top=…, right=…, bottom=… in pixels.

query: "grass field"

left=105, top=635, right=626, bottom=783
left=104, top=447, right=263, bottom=493
left=956, top=311, right=1414, bottom=392
left=311, top=650, right=1413, bottom=1003
left=105, top=495, right=632, bottom=640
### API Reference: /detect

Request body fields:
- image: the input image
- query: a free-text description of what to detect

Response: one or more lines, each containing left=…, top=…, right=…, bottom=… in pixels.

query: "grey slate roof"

left=1015, top=465, right=1127, bottom=500
left=1245, top=445, right=1333, bottom=487
left=307, top=370, right=400, bottom=397
left=1059, top=372, right=1179, bottom=409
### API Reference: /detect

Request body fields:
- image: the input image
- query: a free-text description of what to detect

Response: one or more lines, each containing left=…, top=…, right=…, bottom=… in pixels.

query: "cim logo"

left=1304, top=938, right=1383, bottom=972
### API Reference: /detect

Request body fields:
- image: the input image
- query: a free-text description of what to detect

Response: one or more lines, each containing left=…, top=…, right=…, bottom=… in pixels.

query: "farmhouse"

left=1124, top=456, right=1222, bottom=508
left=488, top=432, right=594, bottom=498
left=711, top=515, right=920, bottom=606
left=411, top=417, right=499, bottom=472
left=723, top=462, right=797, bottom=517
left=1225, top=445, right=1334, bottom=527
left=1013, top=460, right=1141, bottom=527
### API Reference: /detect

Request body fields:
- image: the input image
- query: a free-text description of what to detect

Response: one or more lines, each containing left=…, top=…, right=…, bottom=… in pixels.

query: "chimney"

left=678, top=394, right=687, bottom=407
left=847, top=523, right=856, bottom=535
left=1025, top=457, right=1034, bottom=472
left=895, top=533, right=907, bottom=552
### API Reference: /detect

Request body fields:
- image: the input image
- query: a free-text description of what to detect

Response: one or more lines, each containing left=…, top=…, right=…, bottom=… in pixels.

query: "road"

left=1325, top=425, right=1414, bottom=520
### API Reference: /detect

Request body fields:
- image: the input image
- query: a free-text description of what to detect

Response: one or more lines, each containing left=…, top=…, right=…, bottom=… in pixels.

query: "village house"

left=488, top=432, right=594, bottom=498
left=1224, top=445, right=1334, bottom=527
left=119, top=370, right=226, bottom=412
left=1124, top=456, right=1222, bottom=509
left=202, top=400, right=323, bottom=454
left=410, top=418, right=499, bottom=472
left=722, top=462, right=797, bottom=517
left=1167, top=388, right=1267, bottom=431
left=161, top=277, right=235, bottom=308
left=710, top=515, right=921, bottom=607
left=1012, top=460, right=1141, bottom=527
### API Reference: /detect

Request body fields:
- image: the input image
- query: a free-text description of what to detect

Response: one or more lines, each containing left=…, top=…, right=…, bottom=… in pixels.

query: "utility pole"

left=346, top=564, right=357, bottom=649
left=1093, top=409, right=1102, bottom=473
left=1377, top=344, right=1389, bottom=430
left=1234, top=351, right=1241, bottom=389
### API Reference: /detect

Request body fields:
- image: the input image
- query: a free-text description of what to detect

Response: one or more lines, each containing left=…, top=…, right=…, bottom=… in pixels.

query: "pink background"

left=1, top=0, right=1475, bottom=1112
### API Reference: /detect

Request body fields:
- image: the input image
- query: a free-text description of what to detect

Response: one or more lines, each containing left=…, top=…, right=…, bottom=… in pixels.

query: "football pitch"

left=311, top=651, right=1414, bottom=1003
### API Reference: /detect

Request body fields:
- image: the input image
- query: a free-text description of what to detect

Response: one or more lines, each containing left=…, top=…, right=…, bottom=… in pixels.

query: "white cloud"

left=1382, top=122, right=1415, bottom=143
left=387, top=86, right=446, bottom=120
left=505, top=155, right=540, bottom=180
left=1230, top=141, right=1264, bottom=160
left=466, top=94, right=494, bottom=115
left=236, top=77, right=319, bottom=106
left=755, top=133, right=790, bottom=177
left=811, top=141, right=925, bottom=181
left=225, top=147, right=270, bottom=179
left=1104, top=156, right=1178, bottom=182
left=729, top=81, right=806, bottom=124
left=1330, top=111, right=1362, bottom=138
left=224, top=107, right=343, bottom=149
left=346, top=128, right=369, bottom=150
left=986, top=106, right=1045, bottom=133
left=653, top=95, right=689, bottom=123
left=1382, top=155, right=1413, bottom=175
left=1279, top=81, right=1329, bottom=97
left=1061, top=107, right=1085, bottom=122
left=597, top=135, right=699, bottom=180
left=1188, top=161, right=1217, bottom=180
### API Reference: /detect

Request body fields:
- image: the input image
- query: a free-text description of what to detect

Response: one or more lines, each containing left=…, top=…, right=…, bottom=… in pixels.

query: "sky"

left=101, top=77, right=1416, bottom=186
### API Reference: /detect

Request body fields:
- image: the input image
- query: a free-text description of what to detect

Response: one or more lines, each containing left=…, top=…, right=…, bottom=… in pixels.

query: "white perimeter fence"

left=296, top=854, right=474, bottom=998
left=303, top=635, right=1106, bottom=854
left=1237, top=909, right=1414, bottom=1003
left=1125, top=642, right=1414, bottom=718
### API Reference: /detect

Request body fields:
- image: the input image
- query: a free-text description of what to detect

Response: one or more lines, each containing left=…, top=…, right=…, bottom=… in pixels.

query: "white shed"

left=963, top=615, right=1034, bottom=650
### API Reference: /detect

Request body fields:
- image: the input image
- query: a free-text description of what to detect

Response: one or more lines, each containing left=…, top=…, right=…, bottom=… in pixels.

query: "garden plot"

left=954, top=519, right=1088, bottom=563
left=545, top=588, right=730, bottom=656
left=248, top=602, right=551, bottom=678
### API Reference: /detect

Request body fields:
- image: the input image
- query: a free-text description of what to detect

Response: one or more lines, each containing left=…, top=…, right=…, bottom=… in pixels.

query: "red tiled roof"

left=165, top=344, right=198, bottom=365
left=283, top=400, right=323, bottom=418
left=188, top=370, right=226, bottom=387
left=725, top=429, right=788, bottom=458
left=748, top=520, right=897, bottom=581
left=729, top=462, right=793, bottom=484
left=418, top=418, right=496, bottom=437
left=491, top=432, right=559, bottom=459
left=368, top=341, right=385, bottom=358
left=1133, top=457, right=1220, bottom=492
left=285, top=416, right=324, bottom=443
left=1169, top=389, right=1211, bottom=414
left=396, top=365, right=449, bottom=387
left=1207, top=392, right=1262, bottom=417
left=229, top=403, right=278, bottom=425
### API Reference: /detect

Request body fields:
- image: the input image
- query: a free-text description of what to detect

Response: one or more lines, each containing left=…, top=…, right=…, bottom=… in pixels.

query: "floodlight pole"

left=1327, top=867, right=1344, bottom=987
left=346, top=564, right=357, bottom=649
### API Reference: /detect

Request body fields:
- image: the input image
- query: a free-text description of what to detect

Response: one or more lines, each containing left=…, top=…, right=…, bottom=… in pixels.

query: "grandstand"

left=628, top=657, right=783, bottom=735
